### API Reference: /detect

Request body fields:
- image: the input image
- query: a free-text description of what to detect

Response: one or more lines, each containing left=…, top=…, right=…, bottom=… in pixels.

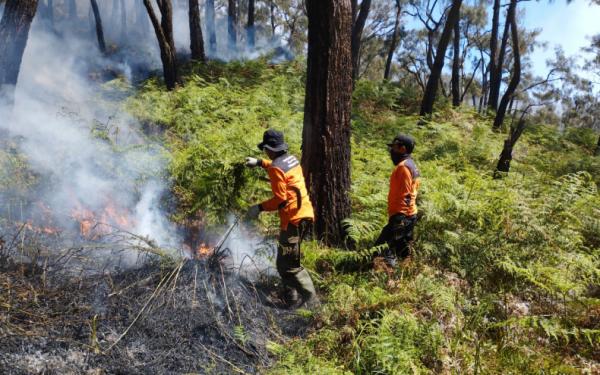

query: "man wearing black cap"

left=375, top=134, right=421, bottom=267
left=245, top=129, right=319, bottom=308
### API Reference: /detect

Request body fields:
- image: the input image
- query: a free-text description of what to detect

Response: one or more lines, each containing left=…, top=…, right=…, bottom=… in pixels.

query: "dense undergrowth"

left=128, top=59, right=597, bottom=373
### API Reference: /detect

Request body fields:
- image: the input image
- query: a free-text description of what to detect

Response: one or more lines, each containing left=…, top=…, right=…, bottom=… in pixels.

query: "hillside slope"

left=120, top=59, right=600, bottom=373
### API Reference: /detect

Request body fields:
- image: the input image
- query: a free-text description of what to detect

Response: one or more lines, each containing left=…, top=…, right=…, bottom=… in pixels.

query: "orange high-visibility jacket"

left=388, top=157, right=420, bottom=218
left=259, top=154, right=315, bottom=230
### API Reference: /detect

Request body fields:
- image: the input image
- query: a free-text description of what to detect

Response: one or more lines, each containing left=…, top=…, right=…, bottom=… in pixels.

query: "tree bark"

left=489, top=2, right=511, bottom=112
left=419, top=0, right=463, bottom=116
left=493, top=0, right=519, bottom=130
left=488, top=0, right=500, bottom=110
left=270, top=0, right=276, bottom=36
left=384, top=0, right=402, bottom=81
left=120, top=0, right=127, bottom=42
left=496, top=109, right=527, bottom=175
left=228, top=0, right=237, bottom=50
left=205, top=0, right=216, bottom=54
left=0, top=0, right=39, bottom=102
left=111, top=0, right=118, bottom=30
left=137, top=0, right=150, bottom=33
left=451, top=12, right=460, bottom=107
left=143, top=0, right=179, bottom=90
left=247, top=0, right=255, bottom=48
left=302, top=0, right=353, bottom=246
left=595, top=135, right=600, bottom=156
left=90, top=0, right=106, bottom=54
left=68, top=0, right=77, bottom=20
left=351, top=0, right=371, bottom=85
left=43, top=0, right=54, bottom=28
left=189, top=0, right=206, bottom=61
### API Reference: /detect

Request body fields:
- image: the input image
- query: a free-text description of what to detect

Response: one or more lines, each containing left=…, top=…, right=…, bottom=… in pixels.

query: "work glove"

left=246, top=204, right=261, bottom=220
left=245, top=157, right=261, bottom=168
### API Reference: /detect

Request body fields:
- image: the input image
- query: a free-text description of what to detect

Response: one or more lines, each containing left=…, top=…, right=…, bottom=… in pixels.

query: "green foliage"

left=127, top=60, right=600, bottom=374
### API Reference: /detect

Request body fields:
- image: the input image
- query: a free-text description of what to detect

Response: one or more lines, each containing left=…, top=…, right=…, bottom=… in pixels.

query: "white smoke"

left=170, top=1, right=294, bottom=63
left=215, top=215, right=278, bottom=281
left=0, top=11, right=180, bottom=251
left=0, top=0, right=294, bottom=268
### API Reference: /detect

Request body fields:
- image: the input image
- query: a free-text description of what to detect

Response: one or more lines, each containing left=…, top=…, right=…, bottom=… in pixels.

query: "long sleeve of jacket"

left=259, top=160, right=287, bottom=211
left=388, top=164, right=414, bottom=216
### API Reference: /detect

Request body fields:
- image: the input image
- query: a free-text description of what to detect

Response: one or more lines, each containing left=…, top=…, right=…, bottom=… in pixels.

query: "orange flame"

left=70, top=199, right=133, bottom=239
left=196, top=243, right=213, bottom=258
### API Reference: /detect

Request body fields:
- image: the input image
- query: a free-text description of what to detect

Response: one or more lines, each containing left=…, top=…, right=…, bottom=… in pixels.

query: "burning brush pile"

left=0, top=221, right=310, bottom=374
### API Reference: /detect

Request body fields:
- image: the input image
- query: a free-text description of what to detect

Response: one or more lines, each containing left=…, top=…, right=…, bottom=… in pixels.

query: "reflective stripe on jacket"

left=259, top=154, right=315, bottom=230
left=388, top=157, right=420, bottom=218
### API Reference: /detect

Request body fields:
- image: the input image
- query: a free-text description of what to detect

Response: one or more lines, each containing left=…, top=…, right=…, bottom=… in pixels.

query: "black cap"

left=387, top=134, right=416, bottom=153
left=258, top=129, right=289, bottom=152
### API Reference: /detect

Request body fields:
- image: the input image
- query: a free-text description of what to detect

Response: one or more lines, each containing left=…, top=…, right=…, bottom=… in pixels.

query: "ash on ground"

left=0, top=243, right=311, bottom=374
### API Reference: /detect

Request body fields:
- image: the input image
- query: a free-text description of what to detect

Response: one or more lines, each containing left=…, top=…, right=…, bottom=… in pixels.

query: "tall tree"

left=384, top=0, right=402, bottom=81
left=487, top=0, right=500, bottom=110
left=419, top=0, right=463, bottom=116
left=247, top=0, right=255, bottom=48
left=451, top=11, right=460, bottom=106
left=495, top=107, right=527, bottom=174
left=143, top=0, right=179, bottom=90
left=488, top=2, right=511, bottom=111
left=228, top=0, right=237, bottom=50
left=120, top=0, right=127, bottom=42
left=270, top=0, right=276, bottom=35
left=0, top=0, right=39, bottom=103
left=205, top=0, right=216, bottom=54
left=189, top=0, right=206, bottom=61
left=90, top=0, right=106, bottom=54
left=68, top=0, right=77, bottom=20
left=302, top=0, right=353, bottom=246
left=45, top=0, right=55, bottom=28
left=351, top=0, right=372, bottom=84
left=492, top=0, right=519, bottom=130
left=136, top=0, right=150, bottom=33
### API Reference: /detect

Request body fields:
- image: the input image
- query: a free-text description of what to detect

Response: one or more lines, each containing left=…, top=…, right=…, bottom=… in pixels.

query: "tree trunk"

left=488, top=0, right=500, bottom=110
left=495, top=139, right=513, bottom=173
left=247, top=0, right=255, bottom=48
left=270, top=0, right=276, bottom=36
left=351, top=0, right=371, bottom=85
left=112, top=0, right=118, bottom=30
left=302, top=0, right=353, bottom=246
left=489, top=3, right=511, bottom=112
left=419, top=0, right=462, bottom=116
left=189, top=0, right=205, bottom=61
left=493, top=0, right=519, bottom=130
left=451, top=17, right=462, bottom=107
left=120, top=0, right=127, bottom=42
left=0, top=0, right=39, bottom=103
left=69, top=0, right=77, bottom=20
left=383, top=0, right=401, bottom=81
left=90, top=0, right=106, bottom=54
left=137, top=0, right=149, bottom=33
left=205, top=0, right=216, bottom=54
left=495, top=110, right=527, bottom=175
left=228, top=0, right=237, bottom=50
left=451, top=13, right=460, bottom=107
left=595, top=135, right=600, bottom=156
left=43, top=0, right=54, bottom=28
left=143, top=0, right=179, bottom=90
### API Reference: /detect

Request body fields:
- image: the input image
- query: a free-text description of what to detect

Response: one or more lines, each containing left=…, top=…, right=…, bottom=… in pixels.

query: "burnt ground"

left=0, top=254, right=311, bottom=374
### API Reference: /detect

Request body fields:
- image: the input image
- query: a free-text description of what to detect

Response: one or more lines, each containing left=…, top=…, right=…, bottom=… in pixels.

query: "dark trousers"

left=375, top=214, right=417, bottom=259
left=276, top=219, right=316, bottom=298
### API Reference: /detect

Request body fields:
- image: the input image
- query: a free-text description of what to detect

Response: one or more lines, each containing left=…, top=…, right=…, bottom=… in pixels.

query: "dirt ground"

left=0, top=254, right=310, bottom=374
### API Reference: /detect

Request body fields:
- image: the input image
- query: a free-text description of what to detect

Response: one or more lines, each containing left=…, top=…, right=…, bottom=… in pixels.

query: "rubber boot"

left=291, top=269, right=320, bottom=310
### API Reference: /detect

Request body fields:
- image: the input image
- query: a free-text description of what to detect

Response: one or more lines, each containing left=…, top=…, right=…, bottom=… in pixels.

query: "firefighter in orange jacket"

left=375, top=134, right=421, bottom=267
left=245, top=129, right=319, bottom=308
